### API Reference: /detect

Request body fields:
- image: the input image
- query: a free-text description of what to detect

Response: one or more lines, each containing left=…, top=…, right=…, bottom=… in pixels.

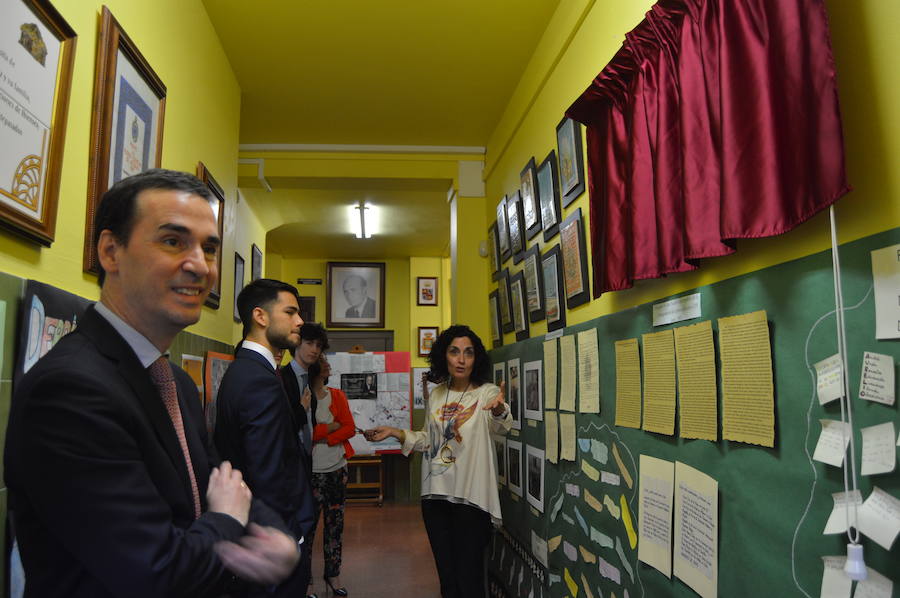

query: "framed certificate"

left=196, top=162, right=225, bottom=309
left=84, top=6, right=166, bottom=273
left=0, top=0, right=76, bottom=245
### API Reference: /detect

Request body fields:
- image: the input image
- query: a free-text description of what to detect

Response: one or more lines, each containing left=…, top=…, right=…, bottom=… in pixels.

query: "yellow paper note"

left=559, top=335, right=577, bottom=411
left=604, top=494, right=620, bottom=519
left=638, top=455, right=674, bottom=578
left=579, top=545, right=597, bottom=564
left=614, top=338, right=642, bottom=428
left=548, top=535, right=562, bottom=552
left=584, top=488, right=604, bottom=512
left=620, top=494, right=637, bottom=549
left=718, top=310, right=774, bottom=447
left=580, top=573, right=596, bottom=598
left=612, top=442, right=633, bottom=489
left=560, top=413, right=576, bottom=461
left=577, top=328, right=600, bottom=413
left=545, top=410, right=559, bottom=463
left=544, top=338, right=558, bottom=409
left=581, top=459, right=600, bottom=481
left=641, top=329, right=676, bottom=435
left=564, top=568, right=579, bottom=597
left=674, top=320, right=717, bottom=441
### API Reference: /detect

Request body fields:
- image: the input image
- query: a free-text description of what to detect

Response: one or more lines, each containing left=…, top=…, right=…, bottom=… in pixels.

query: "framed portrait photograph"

left=0, top=0, right=76, bottom=246
left=507, top=358, right=521, bottom=430
left=84, top=6, right=166, bottom=273
left=506, top=439, right=522, bottom=496
left=522, top=244, right=545, bottom=323
left=341, top=372, right=377, bottom=400
left=560, top=208, right=590, bottom=309
left=556, top=117, right=586, bottom=207
left=196, top=162, right=224, bottom=309
left=493, top=435, right=507, bottom=486
left=416, top=276, right=438, bottom=306
left=520, top=157, right=542, bottom=240
left=526, top=445, right=545, bottom=512
left=537, top=150, right=562, bottom=242
left=488, top=290, right=502, bottom=349
left=251, top=243, right=263, bottom=281
left=232, top=252, right=244, bottom=323
left=487, top=222, right=500, bottom=275
left=417, top=326, right=439, bottom=357
left=494, top=268, right=513, bottom=334
left=506, top=190, right=525, bottom=264
left=510, top=271, right=529, bottom=342
left=496, top=195, right=511, bottom=263
left=541, top=245, right=567, bottom=332
left=523, top=360, right=543, bottom=421
left=326, top=261, right=386, bottom=328
left=493, top=361, right=505, bottom=388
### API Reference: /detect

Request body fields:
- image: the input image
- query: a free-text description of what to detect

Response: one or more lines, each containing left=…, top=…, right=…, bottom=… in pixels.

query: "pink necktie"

left=148, top=357, right=201, bottom=519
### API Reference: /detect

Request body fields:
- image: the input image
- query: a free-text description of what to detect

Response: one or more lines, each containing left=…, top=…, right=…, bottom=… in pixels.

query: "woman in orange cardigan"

left=306, top=355, right=356, bottom=597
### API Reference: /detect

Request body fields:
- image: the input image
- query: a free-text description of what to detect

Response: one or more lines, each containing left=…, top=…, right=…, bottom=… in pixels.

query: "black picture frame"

left=488, top=222, right=500, bottom=275
left=541, top=245, right=567, bottom=332
left=494, top=268, right=514, bottom=334
left=537, top=150, right=562, bottom=242
left=522, top=244, right=545, bottom=323
left=496, top=196, right=511, bottom=263
left=520, top=157, right=542, bottom=240
left=251, top=243, right=263, bottom=281
left=326, top=261, right=386, bottom=328
left=488, top=290, right=503, bottom=349
left=556, top=117, right=586, bottom=207
left=298, top=296, right=316, bottom=324
left=559, top=208, right=590, bottom=309
left=233, top=252, right=244, bottom=323
left=510, top=271, right=529, bottom=342
left=506, top=190, right=525, bottom=264
left=196, top=162, right=224, bottom=309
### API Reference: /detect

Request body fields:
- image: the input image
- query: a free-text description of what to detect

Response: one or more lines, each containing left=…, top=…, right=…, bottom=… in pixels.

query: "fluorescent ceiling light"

left=351, top=200, right=376, bottom=239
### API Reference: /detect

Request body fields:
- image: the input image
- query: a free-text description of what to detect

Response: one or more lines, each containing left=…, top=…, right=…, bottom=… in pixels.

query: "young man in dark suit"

left=215, top=278, right=316, bottom=597
left=4, top=169, right=300, bottom=597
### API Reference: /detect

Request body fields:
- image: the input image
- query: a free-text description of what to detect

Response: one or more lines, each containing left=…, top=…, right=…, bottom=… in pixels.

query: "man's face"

left=104, top=189, right=219, bottom=344
left=343, top=277, right=366, bottom=307
left=295, top=338, right=323, bottom=369
left=264, top=291, right=303, bottom=351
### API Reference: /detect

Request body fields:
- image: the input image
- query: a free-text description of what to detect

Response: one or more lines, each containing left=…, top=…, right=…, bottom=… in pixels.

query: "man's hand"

left=300, top=387, right=312, bottom=410
left=214, top=524, right=300, bottom=585
left=206, top=461, right=251, bottom=527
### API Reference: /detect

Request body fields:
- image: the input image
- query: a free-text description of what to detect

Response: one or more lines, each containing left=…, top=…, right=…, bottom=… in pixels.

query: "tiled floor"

left=307, top=502, right=442, bottom=598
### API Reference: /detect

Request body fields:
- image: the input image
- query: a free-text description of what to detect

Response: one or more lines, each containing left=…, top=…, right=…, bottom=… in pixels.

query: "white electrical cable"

left=828, top=205, right=861, bottom=545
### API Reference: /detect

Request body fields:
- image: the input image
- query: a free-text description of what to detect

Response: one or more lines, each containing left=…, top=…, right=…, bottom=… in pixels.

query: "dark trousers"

left=421, top=499, right=492, bottom=598
left=310, top=467, right=349, bottom=578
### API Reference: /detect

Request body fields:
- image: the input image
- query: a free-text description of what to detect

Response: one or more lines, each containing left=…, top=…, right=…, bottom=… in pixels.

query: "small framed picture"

left=341, top=373, right=378, bottom=400
left=560, top=208, right=590, bottom=308
left=510, top=271, right=529, bottom=342
left=506, top=190, right=526, bottom=264
left=203, top=350, right=234, bottom=434
left=541, top=245, right=567, bottom=332
left=418, top=326, right=439, bottom=357
left=488, top=290, right=502, bottom=349
left=494, top=268, right=513, bottom=334
left=526, top=445, right=545, bottom=512
left=522, top=245, right=545, bottom=323
left=298, top=296, right=316, bottom=325
left=496, top=196, right=511, bottom=263
left=84, top=6, right=166, bottom=273
left=523, top=360, right=543, bottom=421
left=520, top=157, right=542, bottom=240
left=493, top=435, right=507, bottom=486
left=507, top=358, right=521, bottom=430
left=196, top=162, right=224, bottom=309
left=537, top=150, right=562, bottom=242
left=251, top=244, right=263, bottom=281
left=493, top=361, right=505, bottom=388
left=326, top=262, right=386, bottom=328
left=507, top=439, right=522, bottom=496
left=488, top=222, right=501, bottom=275
left=232, top=252, right=244, bottom=323
left=417, top=276, right=438, bottom=306
left=556, top=117, right=586, bottom=207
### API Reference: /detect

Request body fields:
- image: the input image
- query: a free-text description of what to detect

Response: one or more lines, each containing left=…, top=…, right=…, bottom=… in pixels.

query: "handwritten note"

left=577, top=328, right=600, bottom=413
left=857, top=486, right=900, bottom=550
left=559, top=335, right=577, bottom=411
left=544, top=338, right=558, bottom=409
left=673, top=461, right=718, bottom=598
left=545, top=410, right=558, bottom=463
left=641, top=329, right=676, bottom=435
left=859, top=352, right=895, bottom=405
left=638, top=455, right=674, bottom=578
left=674, top=321, right=718, bottom=440
left=822, top=490, right=863, bottom=535
left=813, top=419, right=851, bottom=467
left=718, top=310, right=775, bottom=447
left=814, top=354, right=844, bottom=405
left=861, top=422, right=896, bottom=475
left=854, top=567, right=893, bottom=598
left=871, top=243, right=900, bottom=339
left=614, top=338, right=642, bottom=428
left=819, top=556, right=852, bottom=598
left=560, top=413, right=576, bottom=461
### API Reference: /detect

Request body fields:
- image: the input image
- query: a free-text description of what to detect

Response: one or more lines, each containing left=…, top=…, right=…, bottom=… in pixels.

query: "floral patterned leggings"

left=310, top=466, right=349, bottom=578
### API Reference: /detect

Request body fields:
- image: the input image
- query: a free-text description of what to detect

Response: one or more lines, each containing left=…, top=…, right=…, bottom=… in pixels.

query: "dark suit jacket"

left=279, top=363, right=316, bottom=478
left=344, top=296, right=375, bottom=318
left=4, top=306, right=286, bottom=598
left=214, top=349, right=314, bottom=542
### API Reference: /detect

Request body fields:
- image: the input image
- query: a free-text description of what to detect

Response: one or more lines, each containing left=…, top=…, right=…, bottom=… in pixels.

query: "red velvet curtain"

left=567, top=0, right=849, bottom=296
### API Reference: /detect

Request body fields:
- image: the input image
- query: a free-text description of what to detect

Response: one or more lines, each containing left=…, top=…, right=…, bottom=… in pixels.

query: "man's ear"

left=97, top=230, right=122, bottom=276
left=251, top=306, right=268, bottom=329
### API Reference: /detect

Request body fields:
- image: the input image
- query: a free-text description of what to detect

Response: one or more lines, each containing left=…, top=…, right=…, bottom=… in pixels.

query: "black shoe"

left=324, top=577, right=348, bottom=597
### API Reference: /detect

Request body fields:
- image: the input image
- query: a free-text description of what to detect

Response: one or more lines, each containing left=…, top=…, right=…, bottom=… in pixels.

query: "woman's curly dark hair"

left=426, top=325, right=491, bottom=386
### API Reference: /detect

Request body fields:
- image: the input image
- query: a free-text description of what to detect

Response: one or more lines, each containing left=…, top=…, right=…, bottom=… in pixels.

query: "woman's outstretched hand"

left=483, top=381, right=507, bottom=416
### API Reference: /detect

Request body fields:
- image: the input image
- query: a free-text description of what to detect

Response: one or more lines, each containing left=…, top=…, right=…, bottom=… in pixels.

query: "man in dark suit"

left=4, top=169, right=300, bottom=597
left=342, top=274, right=375, bottom=318
left=215, top=279, right=316, bottom=597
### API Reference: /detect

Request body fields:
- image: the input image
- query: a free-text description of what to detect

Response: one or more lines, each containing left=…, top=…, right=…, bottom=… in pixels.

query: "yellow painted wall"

left=483, top=0, right=900, bottom=339
left=409, top=257, right=447, bottom=367
left=0, top=0, right=259, bottom=346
